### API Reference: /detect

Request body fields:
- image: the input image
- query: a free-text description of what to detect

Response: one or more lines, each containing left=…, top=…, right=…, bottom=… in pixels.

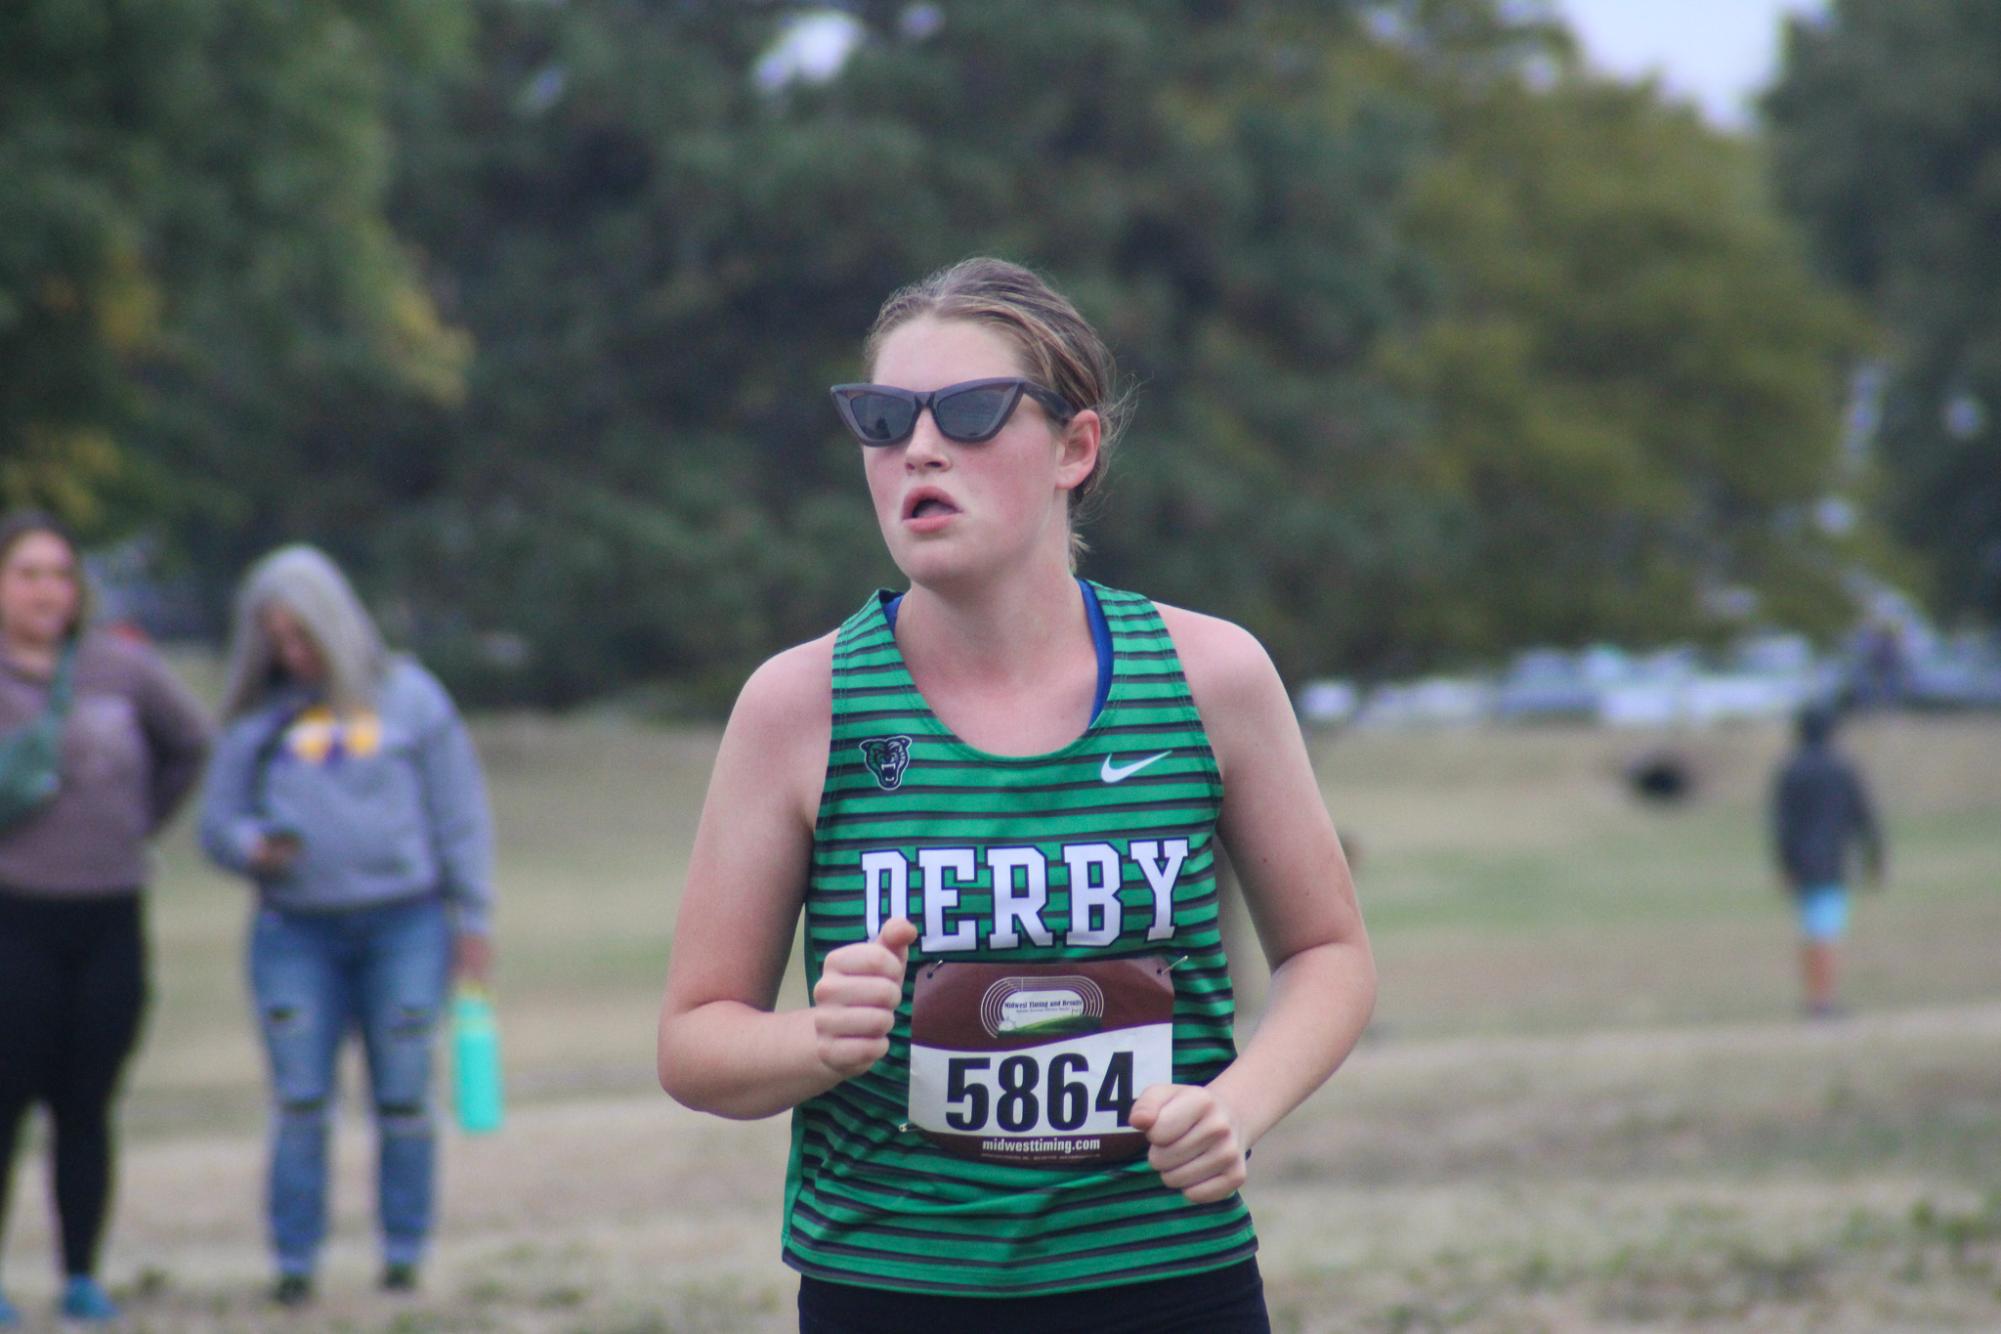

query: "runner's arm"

left=656, top=634, right=901, bottom=1119
left=1140, top=608, right=1374, bottom=1191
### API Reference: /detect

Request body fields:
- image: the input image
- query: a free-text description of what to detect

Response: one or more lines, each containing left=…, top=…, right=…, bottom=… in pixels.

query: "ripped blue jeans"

left=248, top=897, right=450, bottom=1277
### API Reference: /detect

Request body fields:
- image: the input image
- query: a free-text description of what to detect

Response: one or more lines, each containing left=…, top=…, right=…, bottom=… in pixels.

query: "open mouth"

left=903, top=491, right=961, bottom=521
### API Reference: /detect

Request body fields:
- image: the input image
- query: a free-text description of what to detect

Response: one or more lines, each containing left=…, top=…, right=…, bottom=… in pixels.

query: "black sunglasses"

left=829, top=377, right=1075, bottom=446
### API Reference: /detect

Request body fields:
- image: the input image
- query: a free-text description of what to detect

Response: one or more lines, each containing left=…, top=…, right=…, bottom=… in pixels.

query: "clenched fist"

left=812, top=917, right=916, bottom=1080
left=1128, top=1083, right=1249, bottom=1204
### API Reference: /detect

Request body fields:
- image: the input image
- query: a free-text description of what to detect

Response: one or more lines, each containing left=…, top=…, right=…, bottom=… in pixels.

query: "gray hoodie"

left=199, top=657, right=493, bottom=934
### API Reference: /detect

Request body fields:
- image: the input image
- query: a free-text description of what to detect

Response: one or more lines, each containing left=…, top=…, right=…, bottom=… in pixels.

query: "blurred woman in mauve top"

left=0, top=511, right=211, bottom=1326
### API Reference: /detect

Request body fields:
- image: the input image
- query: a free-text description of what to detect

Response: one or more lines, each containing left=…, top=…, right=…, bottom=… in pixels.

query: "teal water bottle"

left=452, top=988, right=505, bottom=1134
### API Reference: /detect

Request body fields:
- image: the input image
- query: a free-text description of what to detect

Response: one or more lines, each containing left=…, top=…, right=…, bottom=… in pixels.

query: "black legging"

left=0, top=889, right=147, bottom=1280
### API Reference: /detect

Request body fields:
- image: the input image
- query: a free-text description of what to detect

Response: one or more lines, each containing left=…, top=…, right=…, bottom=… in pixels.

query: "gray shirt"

left=198, top=657, right=494, bottom=934
left=0, top=631, right=213, bottom=896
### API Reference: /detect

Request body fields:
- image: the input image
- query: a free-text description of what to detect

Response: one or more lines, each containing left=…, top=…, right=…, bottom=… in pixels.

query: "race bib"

left=908, top=956, right=1174, bottom=1166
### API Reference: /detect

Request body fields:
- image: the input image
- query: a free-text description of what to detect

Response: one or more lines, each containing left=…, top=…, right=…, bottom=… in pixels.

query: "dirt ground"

left=8, top=1000, right=1998, bottom=1332
left=1, top=715, right=1994, bottom=1331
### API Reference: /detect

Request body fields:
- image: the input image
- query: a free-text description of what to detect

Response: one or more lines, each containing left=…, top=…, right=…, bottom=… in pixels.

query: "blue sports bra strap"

left=1079, top=577, right=1112, bottom=723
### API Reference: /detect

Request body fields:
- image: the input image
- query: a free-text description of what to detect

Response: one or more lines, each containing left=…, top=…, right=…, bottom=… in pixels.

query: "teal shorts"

left=1797, top=883, right=1849, bottom=941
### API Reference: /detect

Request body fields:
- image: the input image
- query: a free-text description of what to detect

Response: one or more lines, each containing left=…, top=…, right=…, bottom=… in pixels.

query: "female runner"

left=658, top=258, right=1373, bottom=1333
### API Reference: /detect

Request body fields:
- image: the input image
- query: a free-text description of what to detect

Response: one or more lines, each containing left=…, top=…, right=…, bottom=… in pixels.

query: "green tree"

left=367, top=0, right=1870, bottom=702
left=4, top=0, right=1863, bottom=700
left=1766, top=0, right=2001, bottom=622
left=374, top=0, right=907, bottom=704
left=1376, top=16, right=1867, bottom=656
left=378, top=0, right=1436, bottom=700
left=0, top=0, right=469, bottom=565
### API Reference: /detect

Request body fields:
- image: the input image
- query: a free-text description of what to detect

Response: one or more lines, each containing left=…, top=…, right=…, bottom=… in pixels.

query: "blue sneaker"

left=0, top=1285, right=19, bottom=1327
left=60, top=1275, right=121, bottom=1322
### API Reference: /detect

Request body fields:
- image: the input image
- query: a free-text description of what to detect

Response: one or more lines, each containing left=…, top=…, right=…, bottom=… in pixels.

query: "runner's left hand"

left=1128, top=1083, right=1248, bottom=1204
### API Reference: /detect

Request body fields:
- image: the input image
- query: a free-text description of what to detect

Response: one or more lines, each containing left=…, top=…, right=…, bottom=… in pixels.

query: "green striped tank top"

left=783, top=582, right=1256, bottom=1296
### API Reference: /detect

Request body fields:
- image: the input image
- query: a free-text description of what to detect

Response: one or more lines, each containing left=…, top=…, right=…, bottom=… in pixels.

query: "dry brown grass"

left=2, top=713, right=1996, bottom=1331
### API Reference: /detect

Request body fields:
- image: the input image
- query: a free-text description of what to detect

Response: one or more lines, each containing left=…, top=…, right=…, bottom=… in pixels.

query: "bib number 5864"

left=944, top=1050, right=1136, bottom=1133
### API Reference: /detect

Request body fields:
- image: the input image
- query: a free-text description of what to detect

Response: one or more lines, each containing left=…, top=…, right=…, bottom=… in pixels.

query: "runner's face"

left=261, top=604, right=328, bottom=685
left=0, top=531, right=81, bottom=650
left=862, top=316, right=1091, bottom=587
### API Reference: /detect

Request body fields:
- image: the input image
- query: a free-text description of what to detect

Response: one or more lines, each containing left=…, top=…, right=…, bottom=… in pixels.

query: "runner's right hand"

left=812, top=918, right=917, bottom=1079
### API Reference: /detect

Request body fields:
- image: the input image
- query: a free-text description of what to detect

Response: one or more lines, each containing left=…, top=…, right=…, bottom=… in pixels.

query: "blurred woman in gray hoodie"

left=199, top=546, right=493, bottom=1307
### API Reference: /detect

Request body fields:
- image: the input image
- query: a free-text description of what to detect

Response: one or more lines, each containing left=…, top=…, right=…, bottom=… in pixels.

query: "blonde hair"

left=219, top=545, right=387, bottom=719
left=865, top=258, right=1130, bottom=558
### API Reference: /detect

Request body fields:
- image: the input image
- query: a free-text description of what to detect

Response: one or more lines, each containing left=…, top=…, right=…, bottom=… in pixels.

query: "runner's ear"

left=1054, top=409, right=1101, bottom=494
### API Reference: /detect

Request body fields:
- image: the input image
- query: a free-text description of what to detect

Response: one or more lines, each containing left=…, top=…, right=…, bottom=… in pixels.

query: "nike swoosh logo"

left=1101, top=751, right=1171, bottom=784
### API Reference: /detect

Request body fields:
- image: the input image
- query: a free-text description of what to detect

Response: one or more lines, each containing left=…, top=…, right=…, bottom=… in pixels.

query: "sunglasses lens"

left=842, top=390, right=916, bottom=445
left=933, top=384, right=1015, bottom=441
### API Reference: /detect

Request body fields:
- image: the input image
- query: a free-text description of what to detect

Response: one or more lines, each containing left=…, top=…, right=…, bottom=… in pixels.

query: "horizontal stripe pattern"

left=782, top=583, right=1253, bottom=1296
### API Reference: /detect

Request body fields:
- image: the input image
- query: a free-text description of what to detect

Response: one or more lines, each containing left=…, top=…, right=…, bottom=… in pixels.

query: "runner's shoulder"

left=1151, top=601, right=1283, bottom=716
left=730, top=632, right=837, bottom=744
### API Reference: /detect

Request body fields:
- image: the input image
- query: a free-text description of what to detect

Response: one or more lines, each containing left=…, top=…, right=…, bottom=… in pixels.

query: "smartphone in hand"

left=254, top=827, right=304, bottom=874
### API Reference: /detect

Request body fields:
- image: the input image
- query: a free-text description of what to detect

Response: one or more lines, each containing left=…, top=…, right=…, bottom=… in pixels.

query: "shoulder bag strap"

left=45, top=638, right=79, bottom=720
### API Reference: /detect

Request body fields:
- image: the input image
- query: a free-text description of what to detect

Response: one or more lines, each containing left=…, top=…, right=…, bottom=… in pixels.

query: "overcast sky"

left=1548, top=0, right=1828, bottom=128
left=760, top=4, right=1832, bottom=129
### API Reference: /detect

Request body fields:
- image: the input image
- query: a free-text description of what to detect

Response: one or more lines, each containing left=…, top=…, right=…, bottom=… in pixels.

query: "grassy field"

left=2, top=712, right=1997, bottom=1331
